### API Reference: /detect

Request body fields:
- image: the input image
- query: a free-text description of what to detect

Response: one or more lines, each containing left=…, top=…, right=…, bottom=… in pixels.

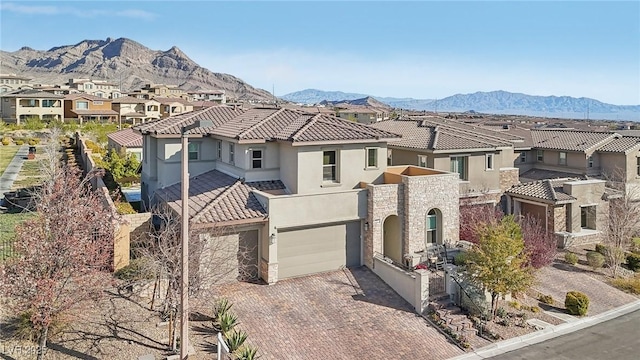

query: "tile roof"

left=596, top=136, right=640, bottom=154
left=64, top=93, right=109, bottom=101
left=107, top=128, right=143, bottom=148
left=0, top=89, right=64, bottom=99
left=134, top=106, right=400, bottom=144
left=111, top=96, right=159, bottom=104
left=71, top=109, right=118, bottom=116
left=370, top=117, right=516, bottom=151
left=519, top=168, right=587, bottom=183
left=153, top=97, right=192, bottom=105
left=506, top=179, right=576, bottom=204
left=530, top=130, right=617, bottom=152
left=155, top=170, right=286, bottom=226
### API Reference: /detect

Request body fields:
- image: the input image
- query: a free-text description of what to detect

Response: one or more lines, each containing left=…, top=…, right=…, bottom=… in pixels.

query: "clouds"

left=0, top=2, right=156, bottom=20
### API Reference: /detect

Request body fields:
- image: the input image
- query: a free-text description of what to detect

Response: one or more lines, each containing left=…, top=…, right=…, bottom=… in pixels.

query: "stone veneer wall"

left=403, top=173, right=459, bottom=254
left=366, top=184, right=403, bottom=268
left=499, top=168, right=521, bottom=193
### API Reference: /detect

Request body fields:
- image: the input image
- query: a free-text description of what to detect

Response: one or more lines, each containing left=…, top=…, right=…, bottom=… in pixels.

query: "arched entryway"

left=383, top=215, right=402, bottom=263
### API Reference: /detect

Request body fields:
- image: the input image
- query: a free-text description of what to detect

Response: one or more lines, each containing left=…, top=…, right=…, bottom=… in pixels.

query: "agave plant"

left=225, top=329, right=248, bottom=353
left=235, top=345, right=259, bottom=360
left=219, top=311, right=239, bottom=335
left=212, top=298, right=233, bottom=330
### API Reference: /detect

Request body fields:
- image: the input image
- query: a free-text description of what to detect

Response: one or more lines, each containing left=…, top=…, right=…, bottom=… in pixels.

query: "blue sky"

left=1, top=0, right=639, bottom=104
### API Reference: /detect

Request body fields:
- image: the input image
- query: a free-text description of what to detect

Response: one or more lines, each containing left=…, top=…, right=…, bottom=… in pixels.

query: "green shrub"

left=586, top=251, right=605, bottom=270
left=508, top=301, right=521, bottom=310
left=225, top=330, right=248, bottom=353
left=632, top=238, right=640, bottom=252
left=565, top=291, right=589, bottom=316
left=538, top=294, right=554, bottom=304
left=611, top=276, right=640, bottom=294
left=14, top=139, right=24, bottom=145
left=2, top=137, right=11, bottom=146
left=595, top=244, right=609, bottom=256
left=115, top=201, right=137, bottom=215
left=530, top=306, right=541, bottom=313
left=496, top=307, right=507, bottom=318
left=113, top=258, right=154, bottom=281
left=213, top=298, right=233, bottom=324
left=626, top=253, right=640, bottom=272
left=24, top=116, right=45, bottom=130
left=219, top=312, right=238, bottom=335
left=454, top=252, right=469, bottom=266
left=565, top=252, right=579, bottom=265
left=28, top=138, right=38, bottom=145
left=235, top=345, right=259, bottom=360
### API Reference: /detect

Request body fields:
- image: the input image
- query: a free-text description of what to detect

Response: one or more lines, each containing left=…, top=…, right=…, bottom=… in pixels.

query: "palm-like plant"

left=235, top=345, right=259, bottom=360
left=212, top=298, right=233, bottom=331
left=225, top=330, right=248, bottom=353
left=219, top=312, right=239, bottom=335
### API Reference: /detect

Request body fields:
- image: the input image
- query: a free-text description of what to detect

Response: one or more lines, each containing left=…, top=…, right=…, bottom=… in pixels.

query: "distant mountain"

left=281, top=89, right=640, bottom=121
left=0, top=37, right=273, bottom=100
left=319, top=96, right=391, bottom=109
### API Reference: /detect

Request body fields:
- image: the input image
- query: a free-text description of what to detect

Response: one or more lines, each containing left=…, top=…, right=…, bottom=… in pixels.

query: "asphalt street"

left=489, top=309, right=640, bottom=360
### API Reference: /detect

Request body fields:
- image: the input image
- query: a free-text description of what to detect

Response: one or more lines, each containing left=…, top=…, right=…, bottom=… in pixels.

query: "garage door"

left=278, top=222, right=361, bottom=279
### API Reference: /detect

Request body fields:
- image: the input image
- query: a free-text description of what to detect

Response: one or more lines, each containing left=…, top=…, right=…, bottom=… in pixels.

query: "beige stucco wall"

left=1, top=97, right=64, bottom=123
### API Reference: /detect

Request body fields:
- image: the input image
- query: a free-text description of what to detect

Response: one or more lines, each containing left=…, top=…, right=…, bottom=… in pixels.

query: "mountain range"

left=0, top=37, right=273, bottom=100
left=282, top=89, right=640, bottom=121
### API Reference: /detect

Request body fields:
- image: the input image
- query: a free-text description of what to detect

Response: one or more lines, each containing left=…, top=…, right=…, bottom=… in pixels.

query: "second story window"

left=588, top=155, right=594, bottom=168
left=537, top=150, right=544, bottom=162
left=188, top=142, right=200, bottom=160
left=559, top=152, right=567, bottom=166
left=486, top=154, right=494, bottom=170
left=323, top=150, right=337, bottom=182
left=366, top=148, right=377, bottom=168
left=251, top=149, right=263, bottom=169
left=520, top=152, right=527, bottom=163
left=450, top=156, right=468, bottom=181
left=217, top=141, right=222, bottom=159
left=76, top=101, right=88, bottom=110
left=418, top=155, right=427, bottom=168
left=42, top=99, right=56, bottom=108
left=229, top=143, right=235, bottom=164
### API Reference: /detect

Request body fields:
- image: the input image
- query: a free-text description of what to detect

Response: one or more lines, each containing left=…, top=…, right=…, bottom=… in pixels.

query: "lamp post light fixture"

left=180, top=119, right=213, bottom=359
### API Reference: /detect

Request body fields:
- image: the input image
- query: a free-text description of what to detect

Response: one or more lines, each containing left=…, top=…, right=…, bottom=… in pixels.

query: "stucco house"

left=0, top=73, right=33, bottom=94
left=107, top=128, right=143, bottom=161
left=0, top=89, right=64, bottom=124
left=155, top=97, right=194, bottom=118
left=371, top=117, right=521, bottom=205
left=134, top=106, right=462, bottom=285
left=63, top=94, right=119, bottom=124
left=336, top=108, right=386, bottom=124
left=111, top=97, right=161, bottom=124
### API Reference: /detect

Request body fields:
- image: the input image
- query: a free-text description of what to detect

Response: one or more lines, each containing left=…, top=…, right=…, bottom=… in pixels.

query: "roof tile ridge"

left=157, top=106, right=222, bottom=133
left=290, top=113, right=323, bottom=141
left=435, top=122, right=515, bottom=144
left=590, top=133, right=622, bottom=153
left=543, top=179, right=558, bottom=201
left=314, top=115, right=389, bottom=138
left=237, top=107, right=286, bottom=139
left=191, top=179, right=243, bottom=223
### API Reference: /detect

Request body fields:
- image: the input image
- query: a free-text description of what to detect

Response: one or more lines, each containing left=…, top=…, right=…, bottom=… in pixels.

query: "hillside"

left=0, top=37, right=273, bottom=100
left=319, top=96, right=391, bottom=109
left=282, top=89, right=640, bottom=121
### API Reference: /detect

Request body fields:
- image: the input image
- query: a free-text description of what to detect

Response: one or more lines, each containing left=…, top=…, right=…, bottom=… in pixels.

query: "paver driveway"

left=217, top=267, right=463, bottom=360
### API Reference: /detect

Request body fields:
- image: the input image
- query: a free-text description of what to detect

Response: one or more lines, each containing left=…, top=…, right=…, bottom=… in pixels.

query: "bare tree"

left=0, top=160, right=116, bottom=359
left=132, top=204, right=257, bottom=351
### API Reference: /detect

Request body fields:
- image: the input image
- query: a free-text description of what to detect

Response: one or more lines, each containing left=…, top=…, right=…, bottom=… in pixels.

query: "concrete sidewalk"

left=449, top=299, right=640, bottom=359
left=0, top=145, right=28, bottom=202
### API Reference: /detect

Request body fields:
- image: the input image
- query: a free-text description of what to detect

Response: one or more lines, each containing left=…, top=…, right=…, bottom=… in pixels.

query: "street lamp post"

left=180, top=119, right=213, bottom=360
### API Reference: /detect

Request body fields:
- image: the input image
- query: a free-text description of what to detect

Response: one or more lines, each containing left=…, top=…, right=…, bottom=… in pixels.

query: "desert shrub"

left=565, top=252, right=579, bottom=265
left=538, top=294, right=554, bottom=305
left=454, top=252, right=469, bottom=266
left=14, top=139, right=24, bottom=145
left=23, top=116, right=45, bottom=130
left=508, top=301, right=521, bottom=310
left=610, top=276, right=640, bottom=294
left=235, top=345, right=259, bottom=360
left=2, top=137, right=11, bottom=146
left=27, top=138, right=39, bottom=145
left=565, top=291, right=589, bottom=316
left=115, top=201, right=137, bottom=215
left=114, top=258, right=154, bottom=281
left=626, top=253, right=640, bottom=272
left=632, top=238, right=640, bottom=252
left=586, top=251, right=605, bottom=270
left=496, top=307, right=507, bottom=318
left=11, top=311, right=66, bottom=342
left=595, top=244, right=609, bottom=256
left=530, top=306, right=541, bottom=313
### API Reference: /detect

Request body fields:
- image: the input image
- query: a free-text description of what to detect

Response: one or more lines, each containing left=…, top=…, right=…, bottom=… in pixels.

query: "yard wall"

left=75, top=132, right=130, bottom=270
left=372, top=254, right=429, bottom=313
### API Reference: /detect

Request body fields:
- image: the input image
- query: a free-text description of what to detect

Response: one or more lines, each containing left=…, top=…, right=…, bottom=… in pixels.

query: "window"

left=217, top=141, right=222, bottom=159
left=537, top=150, right=544, bottom=162
left=42, top=99, right=56, bottom=108
left=188, top=142, right=199, bottom=160
left=559, top=152, right=567, bottom=166
left=417, top=155, right=427, bottom=168
left=76, top=101, right=88, bottom=110
left=486, top=154, right=494, bottom=170
left=520, top=152, right=527, bottom=163
left=229, top=143, right=235, bottom=164
left=366, top=148, right=377, bottom=168
left=387, top=149, right=393, bottom=166
left=637, top=157, right=640, bottom=176
left=323, top=150, right=337, bottom=182
left=426, top=209, right=438, bottom=244
left=251, top=149, right=263, bottom=169
left=588, top=156, right=594, bottom=168
left=580, top=206, right=596, bottom=230
left=450, top=156, right=468, bottom=181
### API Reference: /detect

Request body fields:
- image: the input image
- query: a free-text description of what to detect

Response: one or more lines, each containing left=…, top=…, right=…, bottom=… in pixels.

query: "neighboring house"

left=67, top=78, right=121, bottom=99
left=107, top=128, right=143, bottom=161
left=155, top=97, right=194, bottom=118
left=505, top=178, right=611, bottom=247
left=191, top=100, right=222, bottom=111
left=33, top=84, right=77, bottom=96
left=0, top=89, right=64, bottom=124
left=187, top=90, right=226, bottom=103
left=133, top=83, right=187, bottom=99
left=63, top=94, right=118, bottom=124
left=0, top=74, right=33, bottom=94
left=371, top=117, right=521, bottom=204
left=134, top=106, right=462, bottom=284
left=336, top=108, right=386, bottom=124
left=111, top=97, right=161, bottom=124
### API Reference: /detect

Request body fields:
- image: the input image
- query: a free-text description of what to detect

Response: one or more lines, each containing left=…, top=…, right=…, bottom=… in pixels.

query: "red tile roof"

left=506, top=179, right=576, bottom=204
left=107, top=128, right=143, bottom=148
